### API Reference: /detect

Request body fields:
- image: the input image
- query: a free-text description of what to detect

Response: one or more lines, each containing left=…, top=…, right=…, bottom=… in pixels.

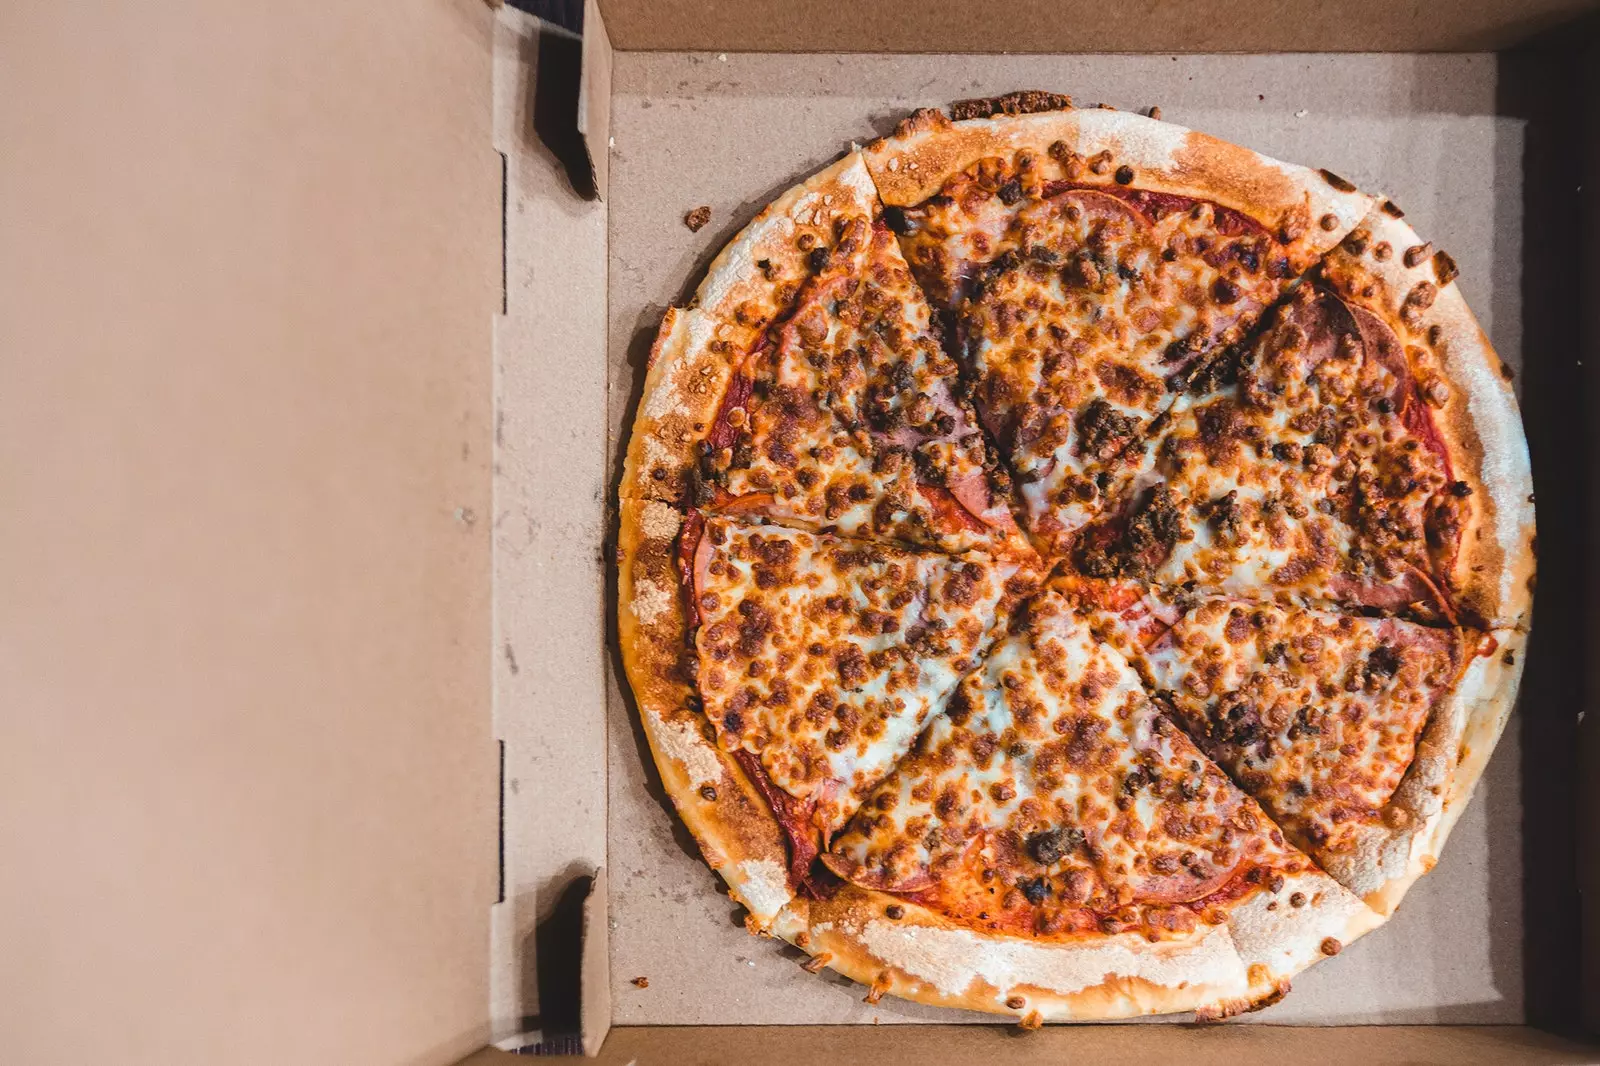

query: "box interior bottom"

left=592, top=49, right=1541, bottom=1027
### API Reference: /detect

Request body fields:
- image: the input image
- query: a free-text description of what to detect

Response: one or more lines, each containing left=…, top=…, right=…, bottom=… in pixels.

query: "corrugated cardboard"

left=6, top=0, right=1597, bottom=1061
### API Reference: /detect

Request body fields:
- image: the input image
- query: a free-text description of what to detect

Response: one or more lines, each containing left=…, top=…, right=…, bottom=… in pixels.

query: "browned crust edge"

left=693, top=151, right=881, bottom=349
left=621, top=152, right=884, bottom=505
left=861, top=104, right=1372, bottom=270
left=1318, top=205, right=1536, bottom=631
left=616, top=498, right=795, bottom=926
left=764, top=867, right=1379, bottom=1023
left=948, top=90, right=1075, bottom=121
left=619, top=307, right=730, bottom=505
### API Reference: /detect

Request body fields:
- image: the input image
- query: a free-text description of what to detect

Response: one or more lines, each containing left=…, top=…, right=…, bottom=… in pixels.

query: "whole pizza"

left=617, top=93, right=1534, bottom=1024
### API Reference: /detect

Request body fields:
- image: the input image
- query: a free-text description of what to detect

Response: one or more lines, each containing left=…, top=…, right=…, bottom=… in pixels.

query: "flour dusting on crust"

left=629, top=578, right=673, bottom=626
left=857, top=919, right=1243, bottom=1001
left=733, top=858, right=793, bottom=923
left=647, top=711, right=722, bottom=789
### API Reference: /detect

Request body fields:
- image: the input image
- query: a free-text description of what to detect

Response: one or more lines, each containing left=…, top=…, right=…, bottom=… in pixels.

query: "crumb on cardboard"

left=685, top=206, right=711, bottom=232
left=631, top=976, right=650, bottom=988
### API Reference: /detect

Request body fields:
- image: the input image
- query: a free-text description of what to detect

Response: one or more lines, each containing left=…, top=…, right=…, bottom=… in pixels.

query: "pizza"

left=617, top=93, right=1533, bottom=1024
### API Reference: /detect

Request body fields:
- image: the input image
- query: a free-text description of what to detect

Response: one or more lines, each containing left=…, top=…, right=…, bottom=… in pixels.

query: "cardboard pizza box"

left=4, top=0, right=1598, bottom=1062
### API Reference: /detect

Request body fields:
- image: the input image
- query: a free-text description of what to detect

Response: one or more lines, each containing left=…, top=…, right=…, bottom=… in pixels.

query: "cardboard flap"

left=507, top=0, right=611, bottom=200
left=488, top=2, right=610, bottom=1052
left=579, top=0, right=615, bottom=200
left=0, top=0, right=500, bottom=1062
left=598, top=0, right=1598, bottom=52
left=582, top=867, right=614, bottom=1056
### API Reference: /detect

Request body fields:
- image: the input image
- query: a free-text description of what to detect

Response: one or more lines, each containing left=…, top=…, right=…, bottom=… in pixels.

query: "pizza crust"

left=1216, top=868, right=1383, bottom=1015
left=1322, top=628, right=1526, bottom=914
left=620, top=153, right=883, bottom=505
left=694, top=151, right=878, bottom=333
left=862, top=103, right=1372, bottom=270
left=1318, top=204, right=1536, bottom=630
left=619, top=307, right=728, bottom=504
left=774, top=887, right=1247, bottom=1022
left=766, top=871, right=1378, bottom=1023
left=616, top=498, right=795, bottom=926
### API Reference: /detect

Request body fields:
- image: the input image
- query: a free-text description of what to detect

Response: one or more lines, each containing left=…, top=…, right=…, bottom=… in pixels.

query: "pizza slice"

left=1074, top=202, right=1534, bottom=627
left=817, top=589, right=1376, bottom=1017
left=674, top=509, right=1034, bottom=892
left=1075, top=584, right=1523, bottom=912
left=622, top=151, right=1027, bottom=555
left=1317, top=203, right=1535, bottom=627
left=618, top=499, right=797, bottom=928
left=862, top=98, right=1373, bottom=555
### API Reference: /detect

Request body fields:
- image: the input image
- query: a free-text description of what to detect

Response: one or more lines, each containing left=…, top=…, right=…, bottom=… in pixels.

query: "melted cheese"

left=696, top=518, right=1016, bottom=834
left=1102, top=595, right=1459, bottom=858
left=891, top=148, right=1303, bottom=557
left=702, top=221, right=1016, bottom=554
left=827, top=591, right=1305, bottom=940
left=1079, top=284, right=1460, bottom=614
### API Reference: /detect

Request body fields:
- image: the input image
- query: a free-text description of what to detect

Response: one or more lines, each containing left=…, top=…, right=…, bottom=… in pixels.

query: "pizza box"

left=4, top=0, right=1598, bottom=1062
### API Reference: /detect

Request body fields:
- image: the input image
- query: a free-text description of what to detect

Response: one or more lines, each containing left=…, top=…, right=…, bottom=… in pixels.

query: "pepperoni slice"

left=1348, top=303, right=1453, bottom=479
left=1041, top=181, right=1270, bottom=241
left=731, top=749, right=823, bottom=897
left=917, top=483, right=990, bottom=535
left=677, top=510, right=707, bottom=627
left=1021, top=187, right=1155, bottom=258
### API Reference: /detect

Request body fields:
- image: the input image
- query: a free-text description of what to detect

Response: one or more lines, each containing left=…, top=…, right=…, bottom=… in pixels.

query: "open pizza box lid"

left=4, top=0, right=1599, bottom=1063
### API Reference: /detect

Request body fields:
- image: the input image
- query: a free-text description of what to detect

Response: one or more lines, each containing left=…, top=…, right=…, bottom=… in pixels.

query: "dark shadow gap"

left=1496, top=30, right=1591, bottom=1035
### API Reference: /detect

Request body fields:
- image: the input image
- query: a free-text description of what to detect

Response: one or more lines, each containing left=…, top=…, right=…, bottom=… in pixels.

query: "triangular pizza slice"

left=1076, top=582, right=1494, bottom=911
left=687, top=514, right=1033, bottom=888
left=623, top=151, right=1028, bottom=556
left=1074, top=203, right=1533, bottom=627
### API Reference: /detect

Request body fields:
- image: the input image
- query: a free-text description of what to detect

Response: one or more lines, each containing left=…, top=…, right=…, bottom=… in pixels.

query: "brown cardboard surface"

left=589, top=1024, right=1599, bottom=1064
left=582, top=867, right=614, bottom=1053
left=1, top=1, right=500, bottom=1064
left=580, top=0, right=615, bottom=199
left=597, top=0, right=1598, bottom=55
left=602, top=52, right=1532, bottom=1026
left=489, top=3, right=613, bottom=1048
